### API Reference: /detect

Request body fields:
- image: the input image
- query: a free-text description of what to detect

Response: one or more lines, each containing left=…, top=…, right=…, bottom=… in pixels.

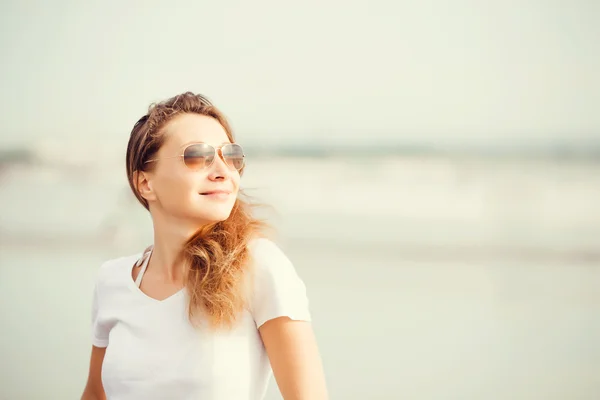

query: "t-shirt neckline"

left=127, top=248, right=185, bottom=304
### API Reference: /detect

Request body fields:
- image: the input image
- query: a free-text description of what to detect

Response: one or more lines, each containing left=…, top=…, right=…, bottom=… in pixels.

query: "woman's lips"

left=199, top=190, right=231, bottom=200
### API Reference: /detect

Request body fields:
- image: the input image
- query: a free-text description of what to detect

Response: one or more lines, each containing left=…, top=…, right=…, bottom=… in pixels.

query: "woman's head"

left=126, top=93, right=243, bottom=227
left=125, top=92, right=267, bottom=329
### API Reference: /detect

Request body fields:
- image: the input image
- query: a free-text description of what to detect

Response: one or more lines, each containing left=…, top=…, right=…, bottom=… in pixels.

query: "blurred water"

left=1, top=155, right=599, bottom=399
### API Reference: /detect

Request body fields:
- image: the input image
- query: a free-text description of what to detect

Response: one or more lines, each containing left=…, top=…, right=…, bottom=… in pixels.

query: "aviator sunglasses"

left=145, top=143, right=245, bottom=171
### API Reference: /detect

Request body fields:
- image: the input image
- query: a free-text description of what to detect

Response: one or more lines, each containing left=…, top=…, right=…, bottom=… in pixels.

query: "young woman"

left=81, top=92, right=328, bottom=400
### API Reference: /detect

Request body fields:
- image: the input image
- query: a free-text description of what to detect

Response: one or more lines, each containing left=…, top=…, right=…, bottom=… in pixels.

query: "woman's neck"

left=148, top=212, right=208, bottom=283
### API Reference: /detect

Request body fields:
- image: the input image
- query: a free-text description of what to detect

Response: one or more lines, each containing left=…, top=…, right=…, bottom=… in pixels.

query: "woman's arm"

left=80, top=345, right=107, bottom=400
left=259, top=317, right=328, bottom=400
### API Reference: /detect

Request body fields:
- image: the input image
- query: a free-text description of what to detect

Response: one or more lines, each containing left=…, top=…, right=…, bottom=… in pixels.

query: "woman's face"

left=141, top=113, right=241, bottom=225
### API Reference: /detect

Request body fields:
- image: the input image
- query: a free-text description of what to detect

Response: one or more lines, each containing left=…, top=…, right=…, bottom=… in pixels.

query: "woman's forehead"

left=163, top=114, right=230, bottom=149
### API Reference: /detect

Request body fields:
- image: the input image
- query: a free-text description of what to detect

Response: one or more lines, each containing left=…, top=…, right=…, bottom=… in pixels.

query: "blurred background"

left=1, top=1, right=599, bottom=399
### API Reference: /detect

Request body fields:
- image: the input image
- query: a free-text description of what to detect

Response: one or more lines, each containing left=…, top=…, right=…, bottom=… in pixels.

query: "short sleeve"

left=91, top=268, right=110, bottom=348
left=249, top=238, right=312, bottom=328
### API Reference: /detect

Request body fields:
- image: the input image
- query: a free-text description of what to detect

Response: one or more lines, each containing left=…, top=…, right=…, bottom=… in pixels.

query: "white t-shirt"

left=91, top=238, right=311, bottom=400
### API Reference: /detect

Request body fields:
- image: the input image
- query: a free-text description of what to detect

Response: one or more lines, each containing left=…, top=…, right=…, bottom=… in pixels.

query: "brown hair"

left=125, top=92, right=268, bottom=329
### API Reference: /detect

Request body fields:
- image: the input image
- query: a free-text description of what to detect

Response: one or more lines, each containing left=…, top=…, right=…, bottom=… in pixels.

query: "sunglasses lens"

left=183, top=144, right=214, bottom=170
left=222, top=144, right=245, bottom=170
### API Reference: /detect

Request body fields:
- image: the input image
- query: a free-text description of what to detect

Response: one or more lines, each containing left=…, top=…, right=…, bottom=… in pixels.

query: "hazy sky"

left=1, top=0, right=598, bottom=149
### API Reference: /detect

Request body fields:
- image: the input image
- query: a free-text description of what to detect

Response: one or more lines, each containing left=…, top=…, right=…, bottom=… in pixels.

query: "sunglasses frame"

left=145, top=142, right=245, bottom=171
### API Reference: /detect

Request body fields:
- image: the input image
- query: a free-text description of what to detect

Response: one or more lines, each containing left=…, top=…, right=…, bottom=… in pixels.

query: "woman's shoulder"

left=94, top=252, right=144, bottom=287
left=246, top=237, right=303, bottom=281
left=245, top=237, right=311, bottom=326
left=247, top=237, right=291, bottom=267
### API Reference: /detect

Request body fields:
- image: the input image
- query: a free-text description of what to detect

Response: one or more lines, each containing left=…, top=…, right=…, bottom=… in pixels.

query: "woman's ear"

left=134, top=170, right=156, bottom=202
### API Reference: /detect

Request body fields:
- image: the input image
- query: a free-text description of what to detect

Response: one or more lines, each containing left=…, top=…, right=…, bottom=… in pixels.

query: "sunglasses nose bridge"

left=209, top=146, right=229, bottom=171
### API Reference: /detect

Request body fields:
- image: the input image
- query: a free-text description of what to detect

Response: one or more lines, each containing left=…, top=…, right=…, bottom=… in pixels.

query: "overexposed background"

left=1, top=1, right=599, bottom=399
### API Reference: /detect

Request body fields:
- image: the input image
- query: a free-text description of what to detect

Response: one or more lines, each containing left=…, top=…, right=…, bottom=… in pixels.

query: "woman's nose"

left=207, top=150, right=230, bottom=180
